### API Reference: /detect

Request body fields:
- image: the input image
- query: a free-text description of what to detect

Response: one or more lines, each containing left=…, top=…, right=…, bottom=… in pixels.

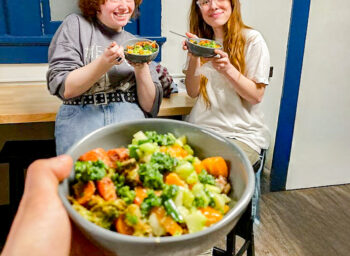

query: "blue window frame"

left=0, top=0, right=165, bottom=63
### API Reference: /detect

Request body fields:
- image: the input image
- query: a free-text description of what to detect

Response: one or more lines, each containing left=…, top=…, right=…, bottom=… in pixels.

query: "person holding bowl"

left=183, top=0, right=270, bottom=168
left=47, top=0, right=162, bottom=155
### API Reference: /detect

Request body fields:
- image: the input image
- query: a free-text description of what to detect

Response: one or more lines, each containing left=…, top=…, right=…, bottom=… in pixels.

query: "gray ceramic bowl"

left=186, top=38, right=223, bottom=58
left=122, top=38, right=159, bottom=63
left=58, top=119, right=254, bottom=256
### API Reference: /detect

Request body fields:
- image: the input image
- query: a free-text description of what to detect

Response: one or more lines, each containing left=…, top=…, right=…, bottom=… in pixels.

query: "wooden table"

left=0, top=84, right=196, bottom=124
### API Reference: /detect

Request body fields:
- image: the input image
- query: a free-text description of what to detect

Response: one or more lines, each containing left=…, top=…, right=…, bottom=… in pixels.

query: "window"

left=0, top=0, right=165, bottom=63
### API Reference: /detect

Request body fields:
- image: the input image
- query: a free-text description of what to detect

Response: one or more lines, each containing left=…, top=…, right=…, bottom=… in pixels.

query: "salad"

left=69, top=131, right=233, bottom=237
left=189, top=39, right=221, bottom=48
left=125, top=41, right=158, bottom=55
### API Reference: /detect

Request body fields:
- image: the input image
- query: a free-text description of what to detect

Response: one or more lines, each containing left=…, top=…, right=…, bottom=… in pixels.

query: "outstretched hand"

left=2, top=155, right=111, bottom=256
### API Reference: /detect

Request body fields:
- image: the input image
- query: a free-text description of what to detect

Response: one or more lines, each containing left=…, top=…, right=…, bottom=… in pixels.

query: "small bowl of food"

left=58, top=119, right=254, bottom=256
left=123, top=38, right=159, bottom=63
left=186, top=38, right=222, bottom=58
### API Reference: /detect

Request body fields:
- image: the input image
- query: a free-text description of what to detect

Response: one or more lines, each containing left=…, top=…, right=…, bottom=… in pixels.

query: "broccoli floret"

left=117, top=186, right=136, bottom=204
left=145, top=131, right=176, bottom=146
left=198, top=170, right=216, bottom=185
left=74, top=160, right=106, bottom=182
left=139, top=163, right=164, bottom=189
left=161, top=184, right=179, bottom=201
left=150, top=152, right=177, bottom=173
left=140, top=190, right=162, bottom=215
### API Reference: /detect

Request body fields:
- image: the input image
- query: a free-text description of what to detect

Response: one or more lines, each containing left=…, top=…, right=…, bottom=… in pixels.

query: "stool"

left=0, top=140, right=56, bottom=225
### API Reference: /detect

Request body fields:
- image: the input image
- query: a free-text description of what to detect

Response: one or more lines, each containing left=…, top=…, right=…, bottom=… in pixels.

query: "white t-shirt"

left=186, top=29, right=271, bottom=153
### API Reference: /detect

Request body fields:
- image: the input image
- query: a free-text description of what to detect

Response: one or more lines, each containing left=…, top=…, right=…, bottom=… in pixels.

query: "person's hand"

left=2, top=156, right=110, bottom=256
left=127, top=61, right=150, bottom=71
left=2, top=155, right=72, bottom=255
left=204, top=49, right=234, bottom=74
left=102, top=41, right=125, bottom=66
left=183, top=32, right=200, bottom=59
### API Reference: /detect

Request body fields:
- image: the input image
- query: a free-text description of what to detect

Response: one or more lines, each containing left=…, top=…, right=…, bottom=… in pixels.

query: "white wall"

left=160, top=0, right=191, bottom=77
left=286, top=0, right=350, bottom=189
left=240, top=0, right=292, bottom=169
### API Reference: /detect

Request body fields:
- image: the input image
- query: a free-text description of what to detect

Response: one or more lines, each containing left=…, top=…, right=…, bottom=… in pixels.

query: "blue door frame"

left=0, top=0, right=165, bottom=63
left=270, top=0, right=311, bottom=191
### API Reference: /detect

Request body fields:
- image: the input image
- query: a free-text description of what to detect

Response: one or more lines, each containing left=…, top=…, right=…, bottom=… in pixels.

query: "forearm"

left=224, top=67, right=265, bottom=105
left=134, top=64, right=156, bottom=113
left=64, top=56, right=113, bottom=99
left=185, top=56, right=201, bottom=98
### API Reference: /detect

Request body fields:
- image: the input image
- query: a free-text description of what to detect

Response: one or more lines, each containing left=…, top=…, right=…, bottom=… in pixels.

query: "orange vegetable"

left=201, top=157, right=228, bottom=177
left=107, top=148, right=129, bottom=162
left=79, top=148, right=114, bottom=168
left=165, top=173, right=186, bottom=187
left=194, top=161, right=205, bottom=174
left=134, top=187, right=148, bottom=205
left=116, top=215, right=134, bottom=235
left=200, top=207, right=223, bottom=226
left=75, top=181, right=96, bottom=205
left=166, top=145, right=188, bottom=158
left=96, top=177, right=117, bottom=201
left=223, top=205, right=230, bottom=214
left=152, top=207, right=183, bottom=236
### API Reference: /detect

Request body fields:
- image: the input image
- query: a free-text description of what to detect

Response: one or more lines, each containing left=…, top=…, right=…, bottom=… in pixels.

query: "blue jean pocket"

left=57, top=104, right=80, bottom=120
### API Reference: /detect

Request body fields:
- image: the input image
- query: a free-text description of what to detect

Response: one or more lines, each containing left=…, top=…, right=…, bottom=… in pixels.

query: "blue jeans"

left=55, top=102, right=145, bottom=155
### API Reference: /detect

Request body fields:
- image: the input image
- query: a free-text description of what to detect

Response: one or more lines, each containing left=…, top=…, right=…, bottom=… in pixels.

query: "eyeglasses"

left=196, top=0, right=227, bottom=9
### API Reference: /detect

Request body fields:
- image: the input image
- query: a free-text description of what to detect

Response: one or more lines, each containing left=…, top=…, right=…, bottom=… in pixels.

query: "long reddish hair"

left=189, top=0, right=250, bottom=107
left=79, top=0, right=143, bottom=19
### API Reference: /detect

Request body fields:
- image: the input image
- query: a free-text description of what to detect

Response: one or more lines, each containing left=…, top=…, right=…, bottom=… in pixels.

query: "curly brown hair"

left=79, top=0, right=143, bottom=19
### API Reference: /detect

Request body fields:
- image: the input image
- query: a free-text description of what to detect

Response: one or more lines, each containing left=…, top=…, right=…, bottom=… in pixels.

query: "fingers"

left=185, top=32, right=198, bottom=38
left=105, top=42, right=125, bottom=64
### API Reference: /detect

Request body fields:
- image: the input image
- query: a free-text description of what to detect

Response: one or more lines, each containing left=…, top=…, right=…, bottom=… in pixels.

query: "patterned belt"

left=63, top=91, right=137, bottom=105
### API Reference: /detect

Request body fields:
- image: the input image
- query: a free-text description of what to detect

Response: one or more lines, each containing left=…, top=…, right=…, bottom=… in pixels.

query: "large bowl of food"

left=58, top=119, right=254, bottom=256
left=122, top=38, right=159, bottom=63
left=186, top=38, right=222, bottom=58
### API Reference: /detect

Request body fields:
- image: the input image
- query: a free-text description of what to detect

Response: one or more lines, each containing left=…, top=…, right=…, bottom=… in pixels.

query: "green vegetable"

left=163, top=199, right=184, bottom=223
left=140, top=190, right=162, bottom=215
left=198, top=170, right=216, bottom=185
left=192, top=183, right=210, bottom=208
left=145, top=131, right=176, bottom=146
left=184, top=210, right=206, bottom=233
left=186, top=171, right=198, bottom=185
left=161, top=184, right=179, bottom=201
left=139, top=163, right=164, bottom=189
left=125, top=212, right=138, bottom=225
left=117, top=186, right=136, bottom=204
left=150, top=152, right=178, bottom=173
left=75, top=160, right=107, bottom=182
left=175, top=161, right=195, bottom=180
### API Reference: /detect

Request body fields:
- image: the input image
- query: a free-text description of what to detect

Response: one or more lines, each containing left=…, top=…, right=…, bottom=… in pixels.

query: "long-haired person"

left=47, top=0, right=162, bottom=155
left=184, top=0, right=270, bottom=168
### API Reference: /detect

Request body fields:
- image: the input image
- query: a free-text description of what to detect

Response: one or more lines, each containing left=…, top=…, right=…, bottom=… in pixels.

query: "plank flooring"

left=198, top=184, right=350, bottom=256
left=255, top=184, right=350, bottom=256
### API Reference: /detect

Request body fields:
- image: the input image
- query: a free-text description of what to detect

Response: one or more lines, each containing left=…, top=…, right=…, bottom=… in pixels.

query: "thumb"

left=24, top=155, right=73, bottom=194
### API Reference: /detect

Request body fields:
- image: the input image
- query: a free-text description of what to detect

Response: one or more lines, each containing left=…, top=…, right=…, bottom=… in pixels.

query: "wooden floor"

left=199, top=184, right=350, bottom=256
left=254, top=184, right=350, bottom=256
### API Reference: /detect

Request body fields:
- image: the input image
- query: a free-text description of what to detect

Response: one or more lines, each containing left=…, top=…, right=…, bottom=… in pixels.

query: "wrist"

left=225, top=64, right=239, bottom=81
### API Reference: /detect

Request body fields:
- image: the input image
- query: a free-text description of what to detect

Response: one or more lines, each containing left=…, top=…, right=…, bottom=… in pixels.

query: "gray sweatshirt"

left=47, top=13, right=162, bottom=116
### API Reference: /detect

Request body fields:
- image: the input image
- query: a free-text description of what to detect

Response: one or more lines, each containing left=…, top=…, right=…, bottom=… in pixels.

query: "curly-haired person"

left=47, top=0, right=162, bottom=155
